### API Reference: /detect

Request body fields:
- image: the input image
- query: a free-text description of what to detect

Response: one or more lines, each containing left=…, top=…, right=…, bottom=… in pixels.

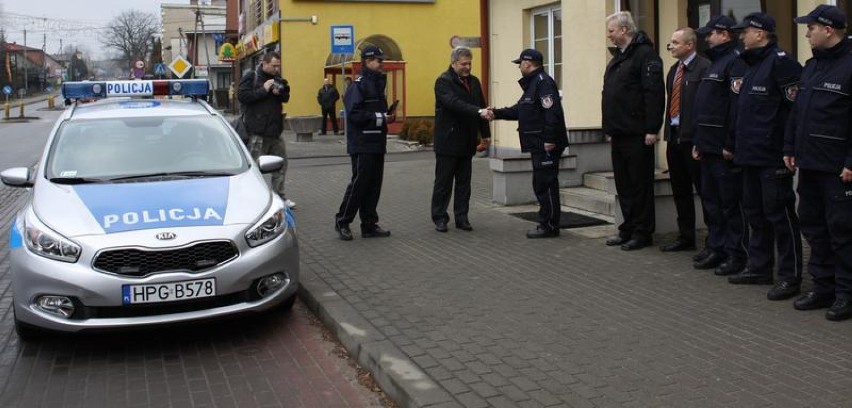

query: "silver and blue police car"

left=2, top=79, right=299, bottom=339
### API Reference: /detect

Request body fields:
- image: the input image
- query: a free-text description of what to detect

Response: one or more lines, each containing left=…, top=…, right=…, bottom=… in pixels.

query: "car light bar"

left=62, top=79, right=210, bottom=99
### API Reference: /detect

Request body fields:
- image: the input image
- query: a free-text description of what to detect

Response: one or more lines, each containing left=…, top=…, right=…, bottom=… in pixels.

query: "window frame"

left=529, top=5, right=562, bottom=89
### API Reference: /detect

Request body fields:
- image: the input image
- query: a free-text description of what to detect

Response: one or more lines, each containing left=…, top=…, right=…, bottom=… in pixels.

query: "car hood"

left=33, top=172, right=272, bottom=237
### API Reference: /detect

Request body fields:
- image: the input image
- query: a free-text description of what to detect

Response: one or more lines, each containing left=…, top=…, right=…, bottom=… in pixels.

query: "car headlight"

left=23, top=212, right=81, bottom=263
left=245, top=207, right=287, bottom=247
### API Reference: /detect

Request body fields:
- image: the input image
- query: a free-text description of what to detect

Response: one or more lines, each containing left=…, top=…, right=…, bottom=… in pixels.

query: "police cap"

left=696, top=15, right=736, bottom=36
left=361, top=46, right=385, bottom=61
left=794, top=4, right=847, bottom=29
left=512, top=49, right=543, bottom=64
left=731, top=12, right=776, bottom=32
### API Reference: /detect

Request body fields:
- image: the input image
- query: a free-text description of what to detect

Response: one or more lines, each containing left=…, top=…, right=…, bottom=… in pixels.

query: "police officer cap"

left=696, top=15, right=736, bottom=36
left=794, top=4, right=847, bottom=29
left=731, top=12, right=776, bottom=32
left=361, top=46, right=385, bottom=60
left=512, top=49, right=543, bottom=64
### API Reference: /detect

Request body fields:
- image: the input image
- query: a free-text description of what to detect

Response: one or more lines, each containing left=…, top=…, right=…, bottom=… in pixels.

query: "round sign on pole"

left=135, top=60, right=145, bottom=69
left=2, top=85, right=12, bottom=96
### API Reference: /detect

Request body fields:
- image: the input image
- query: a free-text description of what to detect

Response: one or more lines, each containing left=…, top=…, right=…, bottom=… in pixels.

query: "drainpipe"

left=480, top=0, right=490, bottom=102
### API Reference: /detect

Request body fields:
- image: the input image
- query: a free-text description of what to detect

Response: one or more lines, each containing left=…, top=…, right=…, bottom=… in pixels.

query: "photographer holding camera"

left=237, top=51, right=295, bottom=208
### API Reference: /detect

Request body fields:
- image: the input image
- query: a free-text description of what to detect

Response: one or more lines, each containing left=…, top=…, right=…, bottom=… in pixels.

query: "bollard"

left=3, top=102, right=9, bottom=120
left=18, top=101, right=24, bottom=118
left=47, top=96, right=55, bottom=108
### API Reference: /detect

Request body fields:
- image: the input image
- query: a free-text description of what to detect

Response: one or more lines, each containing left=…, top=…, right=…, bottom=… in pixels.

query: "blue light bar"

left=62, top=80, right=210, bottom=100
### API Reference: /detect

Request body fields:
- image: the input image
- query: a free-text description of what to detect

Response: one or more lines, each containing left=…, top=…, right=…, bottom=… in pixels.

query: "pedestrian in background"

left=334, top=46, right=395, bottom=241
left=430, top=47, right=490, bottom=233
left=490, top=48, right=568, bottom=239
left=237, top=51, right=294, bottom=209
left=317, top=78, right=340, bottom=135
left=785, top=5, right=852, bottom=321
left=601, top=11, right=665, bottom=251
left=692, top=16, right=749, bottom=276
left=659, top=27, right=711, bottom=256
left=726, top=13, right=803, bottom=303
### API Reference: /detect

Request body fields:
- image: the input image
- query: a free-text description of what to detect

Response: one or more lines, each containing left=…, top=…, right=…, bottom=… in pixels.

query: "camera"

left=272, top=78, right=289, bottom=93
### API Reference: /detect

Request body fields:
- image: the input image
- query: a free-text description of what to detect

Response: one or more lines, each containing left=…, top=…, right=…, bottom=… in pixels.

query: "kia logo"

left=156, top=232, right=176, bottom=240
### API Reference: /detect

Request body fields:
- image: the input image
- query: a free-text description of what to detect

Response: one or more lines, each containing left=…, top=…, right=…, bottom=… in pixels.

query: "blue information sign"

left=2, top=85, right=12, bottom=96
left=330, top=25, right=355, bottom=55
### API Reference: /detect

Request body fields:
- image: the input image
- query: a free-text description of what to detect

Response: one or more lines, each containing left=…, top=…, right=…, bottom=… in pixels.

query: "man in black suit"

left=431, top=46, right=491, bottom=232
left=660, top=28, right=712, bottom=258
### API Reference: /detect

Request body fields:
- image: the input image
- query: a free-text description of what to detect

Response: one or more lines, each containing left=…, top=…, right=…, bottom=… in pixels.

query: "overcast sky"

left=1, top=0, right=189, bottom=59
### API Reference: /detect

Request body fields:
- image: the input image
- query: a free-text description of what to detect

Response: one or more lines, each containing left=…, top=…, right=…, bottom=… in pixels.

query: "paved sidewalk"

left=290, top=156, right=852, bottom=408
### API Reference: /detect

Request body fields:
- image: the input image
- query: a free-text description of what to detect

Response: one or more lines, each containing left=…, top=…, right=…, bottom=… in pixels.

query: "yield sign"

left=168, top=55, right=193, bottom=78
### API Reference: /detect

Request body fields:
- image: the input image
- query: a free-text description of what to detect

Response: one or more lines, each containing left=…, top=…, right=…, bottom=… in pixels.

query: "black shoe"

left=526, top=226, right=559, bottom=239
left=793, top=291, right=835, bottom=311
left=728, top=269, right=773, bottom=285
left=826, top=298, right=852, bottom=321
left=714, top=260, right=745, bottom=276
left=455, top=221, right=473, bottom=231
left=660, top=240, right=696, bottom=252
left=606, top=235, right=630, bottom=246
left=361, top=225, right=391, bottom=238
left=767, top=281, right=801, bottom=301
left=621, top=238, right=651, bottom=251
left=335, top=222, right=353, bottom=241
left=693, top=248, right=713, bottom=262
left=435, top=221, right=448, bottom=233
left=694, top=252, right=725, bottom=270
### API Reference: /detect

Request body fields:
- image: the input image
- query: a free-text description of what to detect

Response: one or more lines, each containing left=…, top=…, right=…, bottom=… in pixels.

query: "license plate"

left=122, top=278, right=216, bottom=305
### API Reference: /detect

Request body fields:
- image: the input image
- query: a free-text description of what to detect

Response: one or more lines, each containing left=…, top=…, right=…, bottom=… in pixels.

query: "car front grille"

left=93, top=241, right=239, bottom=277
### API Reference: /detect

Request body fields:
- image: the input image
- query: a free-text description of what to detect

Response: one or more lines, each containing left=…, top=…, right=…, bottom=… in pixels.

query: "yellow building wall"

left=277, top=0, right=483, bottom=117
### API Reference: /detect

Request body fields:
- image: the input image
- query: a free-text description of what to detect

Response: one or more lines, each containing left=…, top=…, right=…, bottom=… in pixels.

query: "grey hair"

left=606, top=11, right=637, bottom=35
left=677, top=27, right=697, bottom=45
left=450, top=46, right=473, bottom=64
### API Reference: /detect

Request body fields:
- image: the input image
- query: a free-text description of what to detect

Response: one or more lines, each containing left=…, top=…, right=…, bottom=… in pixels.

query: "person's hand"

left=841, top=168, right=852, bottom=183
left=544, top=142, right=555, bottom=152
left=386, top=113, right=396, bottom=124
left=476, top=138, right=491, bottom=152
left=644, top=134, right=657, bottom=146
left=722, top=149, right=734, bottom=161
left=263, top=79, right=275, bottom=92
left=479, top=108, right=494, bottom=121
left=783, top=155, right=796, bottom=172
left=692, top=146, right=701, bottom=160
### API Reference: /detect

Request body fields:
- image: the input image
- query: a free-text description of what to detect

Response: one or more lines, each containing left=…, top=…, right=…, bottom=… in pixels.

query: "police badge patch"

left=784, top=84, right=798, bottom=102
left=541, top=95, right=554, bottom=109
left=731, top=78, right=743, bottom=94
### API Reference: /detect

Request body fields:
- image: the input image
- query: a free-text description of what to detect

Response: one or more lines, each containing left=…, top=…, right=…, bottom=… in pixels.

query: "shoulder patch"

left=541, top=95, right=554, bottom=109
left=784, top=84, right=798, bottom=102
left=731, top=77, right=743, bottom=94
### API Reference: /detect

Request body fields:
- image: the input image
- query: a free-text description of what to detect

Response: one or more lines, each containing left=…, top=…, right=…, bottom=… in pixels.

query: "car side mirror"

left=257, top=156, right=284, bottom=174
left=0, top=167, right=33, bottom=188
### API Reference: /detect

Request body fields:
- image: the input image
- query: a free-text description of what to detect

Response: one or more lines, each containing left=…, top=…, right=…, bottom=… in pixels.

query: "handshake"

left=478, top=107, right=496, bottom=121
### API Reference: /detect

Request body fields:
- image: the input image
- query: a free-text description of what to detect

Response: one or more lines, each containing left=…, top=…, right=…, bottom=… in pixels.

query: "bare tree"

left=101, top=10, right=159, bottom=72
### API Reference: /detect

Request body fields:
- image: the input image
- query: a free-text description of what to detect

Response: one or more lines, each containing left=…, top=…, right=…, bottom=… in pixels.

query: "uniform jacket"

left=602, top=31, right=665, bottom=137
left=693, top=40, right=744, bottom=155
left=784, top=38, right=852, bottom=173
left=492, top=67, right=568, bottom=154
left=730, top=42, right=802, bottom=167
left=433, top=67, right=491, bottom=157
left=237, top=67, right=290, bottom=138
left=317, top=84, right=340, bottom=109
left=663, top=53, right=711, bottom=143
left=344, top=68, right=389, bottom=155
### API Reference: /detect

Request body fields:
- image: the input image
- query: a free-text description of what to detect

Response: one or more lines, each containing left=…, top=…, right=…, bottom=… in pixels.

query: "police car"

left=1, top=79, right=299, bottom=339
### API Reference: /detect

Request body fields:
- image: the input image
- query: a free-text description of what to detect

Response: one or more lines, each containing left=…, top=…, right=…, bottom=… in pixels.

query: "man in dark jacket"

left=785, top=5, right=852, bottom=320
left=492, top=49, right=569, bottom=239
left=692, top=16, right=749, bottom=276
left=602, top=11, right=665, bottom=251
left=334, top=46, right=394, bottom=241
left=660, top=27, right=711, bottom=255
left=317, top=78, right=340, bottom=135
left=237, top=51, right=293, bottom=208
left=726, top=13, right=803, bottom=303
left=430, top=47, right=491, bottom=233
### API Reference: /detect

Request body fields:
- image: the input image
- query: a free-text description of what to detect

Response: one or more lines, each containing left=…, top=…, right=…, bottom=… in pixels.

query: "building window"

left=618, top=0, right=657, bottom=44
left=531, top=6, right=562, bottom=88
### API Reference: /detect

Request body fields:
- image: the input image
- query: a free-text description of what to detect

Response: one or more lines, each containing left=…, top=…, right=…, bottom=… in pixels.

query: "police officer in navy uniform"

left=726, top=13, right=804, bottom=303
left=692, top=16, right=750, bottom=275
left=785, top=5, right=852, bottom=321
left=334, top=46, right=394, bottom=241
left=491, top=49, right=569, bottom=238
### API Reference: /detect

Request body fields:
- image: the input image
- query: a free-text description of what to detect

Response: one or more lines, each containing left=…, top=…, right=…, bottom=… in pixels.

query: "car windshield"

left=46, top=115, right=248, bottom=181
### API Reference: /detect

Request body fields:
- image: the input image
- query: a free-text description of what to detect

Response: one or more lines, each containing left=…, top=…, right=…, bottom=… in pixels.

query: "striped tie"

left=669, top=62, right=684, bottom=118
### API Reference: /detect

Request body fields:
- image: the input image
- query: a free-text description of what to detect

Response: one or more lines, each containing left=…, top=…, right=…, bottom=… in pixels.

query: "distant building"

left=3, top=43, right=63, bottom=95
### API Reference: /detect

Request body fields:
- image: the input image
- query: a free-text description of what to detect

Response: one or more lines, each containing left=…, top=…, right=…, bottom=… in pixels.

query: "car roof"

left=63, top=98, right=218, bottom=121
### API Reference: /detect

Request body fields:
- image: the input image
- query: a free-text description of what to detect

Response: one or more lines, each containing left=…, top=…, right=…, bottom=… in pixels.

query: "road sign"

left=2, top=85, right=12, bottom=96
left=154, top=63, right=167, bottom=76
left=168, top=55, right=193, bottom=78
left=450, top=36, right=482, bottom=48
left=331, top=25, right=355, bottom=55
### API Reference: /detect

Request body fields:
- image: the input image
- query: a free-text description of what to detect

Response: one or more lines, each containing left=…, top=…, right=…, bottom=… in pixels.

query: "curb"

left=298, top=268, right=456, bottom=408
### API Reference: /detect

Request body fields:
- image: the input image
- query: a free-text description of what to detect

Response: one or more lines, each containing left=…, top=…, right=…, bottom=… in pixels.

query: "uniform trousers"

left=430, top=154, right=472, bottom=225
left=336, top=153, right=384, bottom=229
left=741, top=165, right=802, bottom=283
left=798, top=170, right=852, bottom=299
left=611, top=135, right=656, bottom=240
left=531, top=150, right=562, bottom=231
left=700, top=155, right=748, bottom=261
left=665, top=131, right=706, bottom=243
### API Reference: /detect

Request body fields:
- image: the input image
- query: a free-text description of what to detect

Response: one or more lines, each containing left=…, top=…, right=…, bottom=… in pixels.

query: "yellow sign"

left=168, top=55, right=193, bottom=78
left=218, top=43, right=236, bottom=62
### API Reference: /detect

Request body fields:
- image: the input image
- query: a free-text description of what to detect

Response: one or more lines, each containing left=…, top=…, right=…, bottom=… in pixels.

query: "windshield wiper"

left=50, top=177, right=108, bottom=184
left=108, top=171, right=236, bottom=181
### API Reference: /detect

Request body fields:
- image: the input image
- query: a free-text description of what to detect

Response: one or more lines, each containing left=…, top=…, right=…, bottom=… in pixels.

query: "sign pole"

left=331, top=25, right=355, bottom=138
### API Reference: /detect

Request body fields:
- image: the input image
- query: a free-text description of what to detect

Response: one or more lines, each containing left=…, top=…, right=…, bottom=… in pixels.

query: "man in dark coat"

left=602, top=11, right=666, bottom=251
left=430, top=46, right=491, bottom=232
left=491, top=49, right=569, bottom=238
left=317, top=78, right=340, bottom=135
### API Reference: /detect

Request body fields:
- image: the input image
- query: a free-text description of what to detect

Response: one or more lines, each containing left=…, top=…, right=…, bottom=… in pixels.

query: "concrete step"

left=583, top=172, right=615, bottom=193
left=559, top=186, right=617, bottom=217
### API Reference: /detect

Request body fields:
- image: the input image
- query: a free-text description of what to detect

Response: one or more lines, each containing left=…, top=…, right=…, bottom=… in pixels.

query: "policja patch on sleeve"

left=784, top=84, right=798, bottom=102
left=730, top=77, right=743, bottom=94
left=541, top=95, right=554, bottom=109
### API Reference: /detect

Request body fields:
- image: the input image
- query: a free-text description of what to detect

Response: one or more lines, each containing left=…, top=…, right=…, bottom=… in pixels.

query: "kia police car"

left=1, top=79, right=299, bottom=339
